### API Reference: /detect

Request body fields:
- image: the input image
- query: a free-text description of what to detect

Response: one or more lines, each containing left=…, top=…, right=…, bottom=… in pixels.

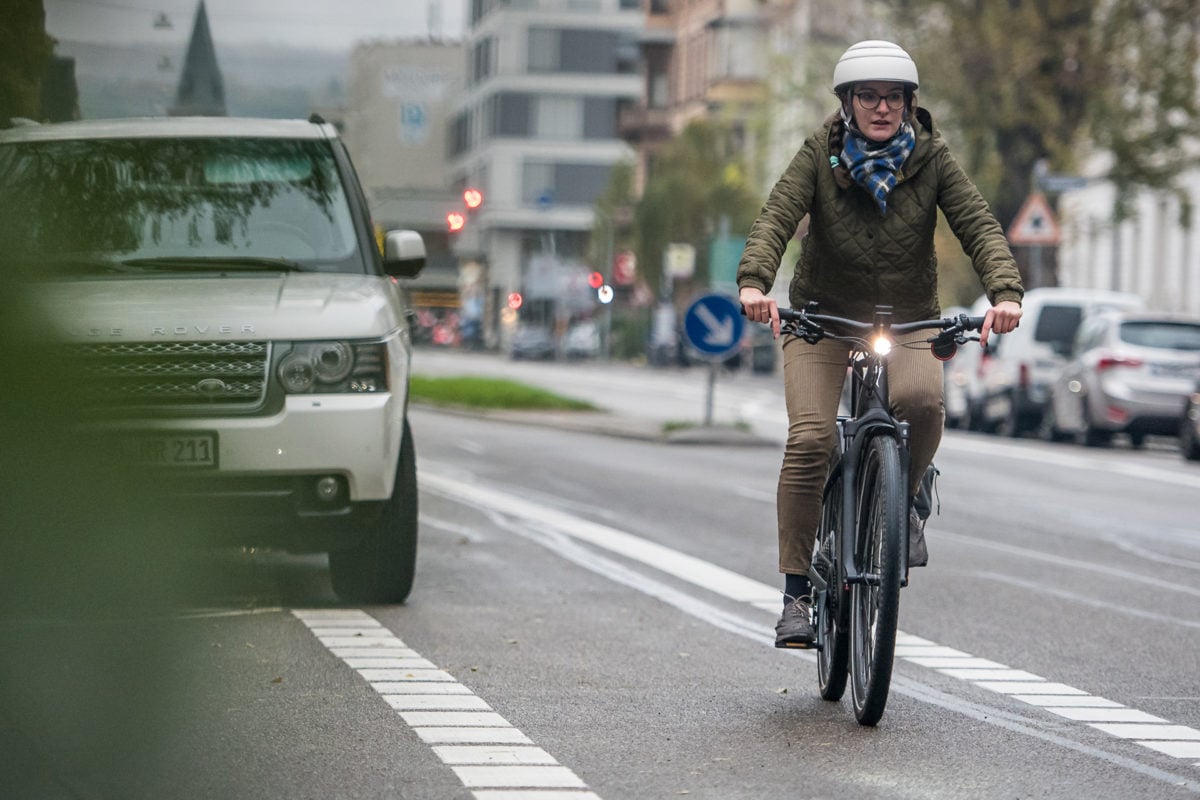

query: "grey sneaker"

left=775, top=595, right=814, bottom=648
left=908, top=508, right=929, bottom=568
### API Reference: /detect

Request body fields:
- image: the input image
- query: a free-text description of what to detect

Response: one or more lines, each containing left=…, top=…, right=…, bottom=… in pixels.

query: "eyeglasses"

left=853, top=90, right=907, bottom=111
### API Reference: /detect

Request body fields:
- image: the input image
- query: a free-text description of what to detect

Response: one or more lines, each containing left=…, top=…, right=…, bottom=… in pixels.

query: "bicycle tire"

left=849, top=434, right=905, bottom=726
left=814, top=467, right=850, bottom=701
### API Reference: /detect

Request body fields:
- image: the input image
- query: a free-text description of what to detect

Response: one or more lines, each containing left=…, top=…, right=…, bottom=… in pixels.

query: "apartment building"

left=448, top=0, right=643, bottom=346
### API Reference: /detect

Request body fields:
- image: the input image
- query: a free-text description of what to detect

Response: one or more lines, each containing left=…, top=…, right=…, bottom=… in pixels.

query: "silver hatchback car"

left=1045, top=311, right=1200, bottom=447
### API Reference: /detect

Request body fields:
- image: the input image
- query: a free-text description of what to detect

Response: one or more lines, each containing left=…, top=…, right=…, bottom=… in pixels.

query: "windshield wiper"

left=120, top=256, right=308, bottom=272
left=32, top=256, right=144, bottom=275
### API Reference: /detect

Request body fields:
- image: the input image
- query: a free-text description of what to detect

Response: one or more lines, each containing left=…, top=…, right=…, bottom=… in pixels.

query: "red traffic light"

left=507, top=292, right=523, bottom=310
left=587, top=271, right=604, bottom=289
left=463, top=188, right=484, bottom=210
left=446, top=211, right=466, bottom=232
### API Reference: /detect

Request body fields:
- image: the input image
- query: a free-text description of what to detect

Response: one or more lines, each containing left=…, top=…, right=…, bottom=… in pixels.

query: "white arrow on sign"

left=695, top=303, right=735, bottom=347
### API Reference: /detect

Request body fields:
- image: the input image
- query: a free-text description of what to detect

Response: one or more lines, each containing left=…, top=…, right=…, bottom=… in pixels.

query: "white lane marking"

left=415, top=728, right=533, bottom=744
left=422, top=472, right=778, bottom=606
left=971, top=570, right=1200, bottom=628
left=938, top=434, right=1200, bottom=490
left=1013, top=695, right=1124, bottom=708
left=454, top=766, right=588, bottom=789
left=472, top=792, right=602, bottom=800
left=1093, top=725, right=1200, bottom=741
left=1045, top=708, right=1167, bottom=723
left=434, top=746, right=558, bottom=765
left=424, top=471, right=1200, bottom=779
left=938, top=534, right=1200, bottom=600
left=292, top=609, right=600, bottom=797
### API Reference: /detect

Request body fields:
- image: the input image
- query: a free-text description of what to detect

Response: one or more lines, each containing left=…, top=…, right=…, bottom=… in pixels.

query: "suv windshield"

left=0, top=137, right=364, bottom=274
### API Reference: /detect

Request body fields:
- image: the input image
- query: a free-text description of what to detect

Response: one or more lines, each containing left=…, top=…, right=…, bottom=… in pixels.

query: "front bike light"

left=872, top=336, right=893, bottom=357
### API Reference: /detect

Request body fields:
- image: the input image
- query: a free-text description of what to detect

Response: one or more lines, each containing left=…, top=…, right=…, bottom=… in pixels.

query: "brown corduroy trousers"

left=776, top=330, right=945, bottom=574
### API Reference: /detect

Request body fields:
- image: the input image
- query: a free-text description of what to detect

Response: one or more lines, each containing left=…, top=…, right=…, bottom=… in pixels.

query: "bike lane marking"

left=424, top=471, right=1200, bottom=786
left=293, top=609, right=601, bottom=800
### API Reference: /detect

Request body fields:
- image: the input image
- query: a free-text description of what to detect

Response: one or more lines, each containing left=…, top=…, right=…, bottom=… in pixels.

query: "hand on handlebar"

left=980, top=300, right=1022, bottom=348
left=739, top=286, right=780, bottom=338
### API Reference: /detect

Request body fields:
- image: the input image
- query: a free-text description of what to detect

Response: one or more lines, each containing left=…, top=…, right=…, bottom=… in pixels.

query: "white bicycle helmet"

left=832, top=40, right=919, bottom=93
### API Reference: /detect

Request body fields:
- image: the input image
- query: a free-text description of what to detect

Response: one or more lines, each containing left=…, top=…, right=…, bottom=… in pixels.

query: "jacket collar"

left=825, top=106, right=937, bottom=181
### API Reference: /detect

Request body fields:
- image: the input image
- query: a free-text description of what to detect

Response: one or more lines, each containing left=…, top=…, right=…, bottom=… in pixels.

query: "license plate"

left=1149, top=363, right=1197, bottom=378
left=122, top=433, right=218, bottom=468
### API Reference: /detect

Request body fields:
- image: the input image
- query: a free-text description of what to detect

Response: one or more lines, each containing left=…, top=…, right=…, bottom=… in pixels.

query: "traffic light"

left=463, top=188, right=483, bottom=210
left=507, top=292, right=523, bottom=310
left=446, top=211, right=466, bottom=233
left=587, top=271, right=604, bottom=289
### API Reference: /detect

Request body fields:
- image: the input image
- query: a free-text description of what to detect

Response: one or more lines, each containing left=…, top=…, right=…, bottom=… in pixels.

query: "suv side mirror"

left=382, top=230, right=426, bottom=278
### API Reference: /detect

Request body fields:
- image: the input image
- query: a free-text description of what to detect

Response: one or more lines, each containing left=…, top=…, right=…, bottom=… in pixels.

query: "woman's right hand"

left=739, top=286, right=781, bottom=338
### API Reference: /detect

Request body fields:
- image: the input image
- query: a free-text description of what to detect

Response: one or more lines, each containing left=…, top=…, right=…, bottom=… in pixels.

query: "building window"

left=492, top=93, right=533, bottom=137
left=449, top=111, right=469, bottom=157
left=535, top=96, right=583, bottom=139
left=583, top=98, right=616, bottom=139
left=522, top=161, right=613, bottom=206
left=528, top=28, right=621, bottom=74
left=528, top=28, right=559, bottom=72
left=471, top=37, right=494, bottom=86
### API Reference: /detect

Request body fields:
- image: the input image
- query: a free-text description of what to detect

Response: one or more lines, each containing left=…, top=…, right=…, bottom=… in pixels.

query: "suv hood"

left=31, top=273, right=406, bottom=342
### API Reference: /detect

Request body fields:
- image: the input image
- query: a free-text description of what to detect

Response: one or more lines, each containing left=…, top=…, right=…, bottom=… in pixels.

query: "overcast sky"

left=44, top=0, right=466, bottom=51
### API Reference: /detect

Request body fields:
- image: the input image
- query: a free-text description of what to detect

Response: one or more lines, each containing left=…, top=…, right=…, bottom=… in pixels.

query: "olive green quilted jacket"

left=737, top=108, right=1023, bottom=322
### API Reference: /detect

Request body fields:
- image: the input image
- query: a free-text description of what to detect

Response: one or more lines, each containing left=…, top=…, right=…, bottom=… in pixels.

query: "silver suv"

left=1, top=116, right=426, bottom=604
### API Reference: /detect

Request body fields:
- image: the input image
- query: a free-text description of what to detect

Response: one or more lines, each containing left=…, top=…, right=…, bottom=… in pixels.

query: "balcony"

left=617, top=104, right=672, bottom=143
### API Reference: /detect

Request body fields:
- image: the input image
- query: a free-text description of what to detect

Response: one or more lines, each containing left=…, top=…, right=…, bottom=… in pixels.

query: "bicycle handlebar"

left=776, top=306, right=986, bottom=337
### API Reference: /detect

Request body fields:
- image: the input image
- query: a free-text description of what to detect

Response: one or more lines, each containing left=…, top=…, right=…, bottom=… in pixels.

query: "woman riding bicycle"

left=737, top=40, right=1024, bottom=647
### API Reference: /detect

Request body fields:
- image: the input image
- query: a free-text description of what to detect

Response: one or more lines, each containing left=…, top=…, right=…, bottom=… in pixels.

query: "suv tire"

left=329, top=419, right=418, bottom=604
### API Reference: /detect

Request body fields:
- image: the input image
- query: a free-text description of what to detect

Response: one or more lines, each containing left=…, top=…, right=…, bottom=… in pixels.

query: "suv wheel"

left=329, top=419, right=418, bottom=604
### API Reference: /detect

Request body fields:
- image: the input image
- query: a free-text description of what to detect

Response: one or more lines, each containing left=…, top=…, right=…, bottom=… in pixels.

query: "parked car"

left=510, top=324, right=556, bottom=360
left=564, top=320, right=601, bottom=360
left=1181, top=379, right=1200, bottom=461
left=1044, top=311, right=1200, bottom=447
left=1, top=115, right=426, bottom=604
left=968, top=287, right=1144, bottom=436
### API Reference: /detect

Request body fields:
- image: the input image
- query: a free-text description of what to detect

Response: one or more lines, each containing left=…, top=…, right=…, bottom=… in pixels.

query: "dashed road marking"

left=293, top=609, right=601, bottom=800
left=423, top=471, right=1200, bottom=779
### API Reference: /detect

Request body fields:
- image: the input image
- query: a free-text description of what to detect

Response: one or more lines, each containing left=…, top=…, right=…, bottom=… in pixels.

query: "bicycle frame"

left=836, top=309, right=912, bottom=589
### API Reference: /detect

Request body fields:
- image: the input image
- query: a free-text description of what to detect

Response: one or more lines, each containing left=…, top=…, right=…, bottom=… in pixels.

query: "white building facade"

left=449, top=0, right=643, bottom=344
left=1057, top=170, right=1200, bottom=316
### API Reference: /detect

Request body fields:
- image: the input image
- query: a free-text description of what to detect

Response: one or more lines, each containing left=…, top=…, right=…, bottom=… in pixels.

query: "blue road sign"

left=684, top=293, right=744, bottom=359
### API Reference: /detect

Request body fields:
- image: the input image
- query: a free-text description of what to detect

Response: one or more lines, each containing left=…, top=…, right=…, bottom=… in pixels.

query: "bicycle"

left=770, top=302, right=984, bottom=726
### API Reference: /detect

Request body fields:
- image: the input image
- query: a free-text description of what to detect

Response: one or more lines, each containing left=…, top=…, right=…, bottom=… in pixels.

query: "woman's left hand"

left=980, top=300, right=1021, bottom=348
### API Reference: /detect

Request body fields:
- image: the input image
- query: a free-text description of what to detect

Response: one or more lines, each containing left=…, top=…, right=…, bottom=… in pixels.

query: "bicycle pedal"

left=775, top=639, right=818, bottom=650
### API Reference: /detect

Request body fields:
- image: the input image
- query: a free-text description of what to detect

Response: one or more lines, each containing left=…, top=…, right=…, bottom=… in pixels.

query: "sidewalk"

left=412, top=402, right=777, bottom=447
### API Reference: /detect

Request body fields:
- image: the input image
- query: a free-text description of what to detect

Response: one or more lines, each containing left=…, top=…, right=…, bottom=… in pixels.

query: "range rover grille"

left=73, top=341, right=270, bottom=409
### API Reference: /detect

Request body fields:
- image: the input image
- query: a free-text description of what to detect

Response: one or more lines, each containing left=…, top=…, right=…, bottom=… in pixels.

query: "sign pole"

left=682, top=293, right=745, bottom=428
left=705, top=363, right=717, bottom=426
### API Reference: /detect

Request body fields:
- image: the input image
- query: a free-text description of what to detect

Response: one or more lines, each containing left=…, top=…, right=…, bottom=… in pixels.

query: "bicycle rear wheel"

left=849, top=434, right=905, bottom=726
left=814, top=466, right=849, bottom=701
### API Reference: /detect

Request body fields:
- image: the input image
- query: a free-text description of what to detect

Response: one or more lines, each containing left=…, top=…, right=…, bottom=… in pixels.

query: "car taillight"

left=1096, top=354, right=1143, bottom=371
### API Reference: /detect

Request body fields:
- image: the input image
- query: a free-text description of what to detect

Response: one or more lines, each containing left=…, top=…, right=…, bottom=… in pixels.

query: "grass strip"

left=410, top=375, right=596, bottom=412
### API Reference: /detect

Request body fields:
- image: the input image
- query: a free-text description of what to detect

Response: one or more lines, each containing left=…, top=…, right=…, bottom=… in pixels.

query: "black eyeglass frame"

left=851, top=90, right=909, bottom=111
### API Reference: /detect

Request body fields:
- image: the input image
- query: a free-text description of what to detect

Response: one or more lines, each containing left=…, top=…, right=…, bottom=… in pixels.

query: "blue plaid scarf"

left=840, top=122, right=915, bottom=214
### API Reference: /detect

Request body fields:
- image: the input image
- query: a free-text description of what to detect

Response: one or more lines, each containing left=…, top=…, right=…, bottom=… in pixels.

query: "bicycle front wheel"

left=849, top=434, right=905, bottom=726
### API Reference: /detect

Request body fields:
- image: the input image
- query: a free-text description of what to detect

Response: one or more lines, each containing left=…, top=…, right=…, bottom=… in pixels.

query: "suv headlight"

left=277, top=341, right=388, bottom=394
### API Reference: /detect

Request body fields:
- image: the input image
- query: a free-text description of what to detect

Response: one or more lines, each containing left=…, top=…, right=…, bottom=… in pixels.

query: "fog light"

left=314, top=476, right=340, bottom=502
